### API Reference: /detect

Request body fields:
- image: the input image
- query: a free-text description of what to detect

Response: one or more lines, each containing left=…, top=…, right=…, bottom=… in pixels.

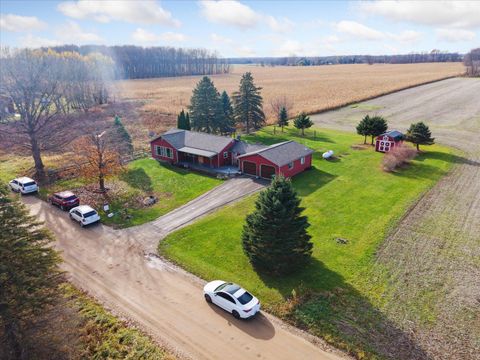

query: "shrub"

left=382, top=144, right=417, bottom=172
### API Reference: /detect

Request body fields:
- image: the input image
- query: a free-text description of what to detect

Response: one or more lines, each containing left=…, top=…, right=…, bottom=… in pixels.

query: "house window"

left=223, top=151, right=229, bottom=159
left=300, top=157, right=305, bottom=165
left=288, top=162, right=294, bottom=169
left=156, top=146, right=173, bottom=159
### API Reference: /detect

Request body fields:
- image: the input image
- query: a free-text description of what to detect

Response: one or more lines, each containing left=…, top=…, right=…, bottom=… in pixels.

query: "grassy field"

left=159, top=126, right=457, bottom=359
left=116, top=63, right=463, bottom=134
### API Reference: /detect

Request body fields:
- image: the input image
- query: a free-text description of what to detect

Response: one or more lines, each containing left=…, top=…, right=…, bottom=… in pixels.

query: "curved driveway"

left=23, top=176, right=345, bottom=360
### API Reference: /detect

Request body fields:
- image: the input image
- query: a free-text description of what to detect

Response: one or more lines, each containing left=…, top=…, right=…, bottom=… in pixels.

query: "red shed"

left=238, top=141, right=313, bottom=179
left=375, top=130, right=405, bottom=153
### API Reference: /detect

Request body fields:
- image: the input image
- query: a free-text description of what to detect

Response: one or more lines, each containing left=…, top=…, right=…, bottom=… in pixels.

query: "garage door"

left=260, top=164, right=276, bottom=179
left=242, top=161, right=257, bottom=176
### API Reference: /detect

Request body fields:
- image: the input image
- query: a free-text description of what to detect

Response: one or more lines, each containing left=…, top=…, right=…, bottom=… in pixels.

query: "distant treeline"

left=46, top=45, right=231, bottom=79
left=228, top=51, right=463, bottom=66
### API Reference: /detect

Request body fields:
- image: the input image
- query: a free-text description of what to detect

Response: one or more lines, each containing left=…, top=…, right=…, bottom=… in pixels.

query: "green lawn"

left=160, top=126, right=458, bottom=358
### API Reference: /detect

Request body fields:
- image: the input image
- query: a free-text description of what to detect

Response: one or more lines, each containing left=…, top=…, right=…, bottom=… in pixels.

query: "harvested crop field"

left=115, top=63, right=463, bottom=131
left=311, top=77, right=480, bottom=359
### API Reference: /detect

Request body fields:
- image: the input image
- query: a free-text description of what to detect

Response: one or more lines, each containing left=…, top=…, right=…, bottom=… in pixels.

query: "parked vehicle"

left=48, top=191, right=80, bottom=210
left=69, top=205, right=100, bottom=227
left=9, top=177, right=39, bottom=194
left=203, top=280, right=260, bottom=319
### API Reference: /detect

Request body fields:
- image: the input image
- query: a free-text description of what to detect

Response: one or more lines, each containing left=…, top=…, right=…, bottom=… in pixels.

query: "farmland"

left=116, top=63, right=463, bottom=132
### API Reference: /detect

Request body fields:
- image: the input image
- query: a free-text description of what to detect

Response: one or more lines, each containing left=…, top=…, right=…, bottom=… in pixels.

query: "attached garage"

left=242, top=161, right=257, bottom=176
left=260, top=164, right=276, bottom=179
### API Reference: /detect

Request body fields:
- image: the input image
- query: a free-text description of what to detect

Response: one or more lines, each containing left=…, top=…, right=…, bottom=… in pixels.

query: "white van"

left=9, top=177, right=39, bottom=194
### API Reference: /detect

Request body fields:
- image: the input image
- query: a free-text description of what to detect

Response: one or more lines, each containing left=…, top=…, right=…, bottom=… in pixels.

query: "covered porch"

left=178, top=146, right=217, bottom=168
left=177, top=161, right=240, bottom=177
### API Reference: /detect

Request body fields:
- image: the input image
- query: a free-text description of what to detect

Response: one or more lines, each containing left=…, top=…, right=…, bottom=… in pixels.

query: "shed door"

left=242, top=161, right=257, bottom=176
left=260, top=164, right=276, bottom=179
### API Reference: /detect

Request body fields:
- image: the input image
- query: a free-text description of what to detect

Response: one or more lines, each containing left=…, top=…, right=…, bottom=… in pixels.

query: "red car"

left=48, top=191, right=80, bottom=210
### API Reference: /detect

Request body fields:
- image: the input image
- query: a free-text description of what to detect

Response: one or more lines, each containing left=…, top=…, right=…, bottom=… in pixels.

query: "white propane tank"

left=322, top=150, right=334, bottom=159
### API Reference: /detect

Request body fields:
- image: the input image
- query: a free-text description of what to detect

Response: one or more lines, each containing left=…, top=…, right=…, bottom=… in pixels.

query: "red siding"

left=239, top=154, right=278, bottom=178
left=279, top=154, right=312, bottom=178
left=217, top=141, right=235, bottom=167
left=151, top=138, right=177, bottom=163
left=375, top=135, right=403, bottom=153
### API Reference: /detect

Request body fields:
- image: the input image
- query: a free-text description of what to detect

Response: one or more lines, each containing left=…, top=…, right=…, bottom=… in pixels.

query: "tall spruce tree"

left=0, top=183, right=63, bottom=359
left=369, top=116, right=388, bottom=145
left=188, top=76, right=223, bottom=133
left=114, top=115, right=133, bottom=153
left=177, top=109, right=188, bottom=130
left=406, top=122, right=435, bottom=151
left=242, top=176, right=313, bottom=275
left=219, top=91, right=235, bottom=134
left=293, top=112, right=313, bottom=136
left=232, top=72, right=265, bottom=134
left=184, top=112, right=191, bottom=130
left=356, top=115, right=373, bottom=144
left=278, top=107, right=289, bottom=132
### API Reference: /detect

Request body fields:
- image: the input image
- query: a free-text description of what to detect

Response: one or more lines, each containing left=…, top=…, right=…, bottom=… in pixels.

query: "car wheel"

left=80, top=222, right=84, bottom=228
left=204, top=294, right=212, bottom=303
left=60, top=205, right=65, bottom=211
left=232, top=310, right=240, bottom=319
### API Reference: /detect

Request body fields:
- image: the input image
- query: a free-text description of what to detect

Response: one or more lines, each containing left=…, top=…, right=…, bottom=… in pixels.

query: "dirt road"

left=23, top=182, right=345, bottom=360
left=312, top=77, right=480, bottom=359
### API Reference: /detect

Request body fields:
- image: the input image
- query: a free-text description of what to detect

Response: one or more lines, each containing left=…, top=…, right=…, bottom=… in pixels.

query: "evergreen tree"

left=278, top=107, right=289, bottom=132
left=406, top=122, right=435, bottom=151
left=188, top=76, right=223, bottom=133
left=356, top=115, right=373, bottom=144
left=242, top=176, right=313, bottom=275
left=177, top=109, right=188, bottom=130
left=232, top=72, right=265, bottom=134
left=369, top=116, right=388, bottom=145
left=184, top=112, right=191, bottom=130
left=219, top=91, right=235, bottom=134
left=293, top=112, right=313, bottom=136
left=114, top=115, right=133, bottom=153
left=0, top=183, right=63, bottom=358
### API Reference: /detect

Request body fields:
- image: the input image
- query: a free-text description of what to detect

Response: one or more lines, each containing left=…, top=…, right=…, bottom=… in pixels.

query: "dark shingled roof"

left=238, top=141, right=314, bottom=167
left=380, top=130, right=405, bottom=141
left=152, top=129, right=234, bottom=154
left=231, top=140, right=268, bottom=155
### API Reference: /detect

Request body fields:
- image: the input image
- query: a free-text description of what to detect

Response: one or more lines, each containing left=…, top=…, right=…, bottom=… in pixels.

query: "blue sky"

left=1, top=1, right=479, bottom=57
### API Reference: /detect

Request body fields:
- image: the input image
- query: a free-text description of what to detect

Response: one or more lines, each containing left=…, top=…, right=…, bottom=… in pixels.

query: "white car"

left=203, top=280, right=261, bottom=319
left=69, top=205, right=101, bottom=227
left=9, top=177, right=39, bottom=194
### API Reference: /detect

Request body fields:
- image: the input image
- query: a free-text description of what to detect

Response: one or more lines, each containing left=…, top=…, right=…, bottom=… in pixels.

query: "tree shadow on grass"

left=292, top=166, right=337, bottom=197
left=256, top=258, right=431, bottom=360
left=416, top=151, right=480, bottom=167
left=244, top=130, right=335, bottom=146
left=120, top=168, right=153, bottom=192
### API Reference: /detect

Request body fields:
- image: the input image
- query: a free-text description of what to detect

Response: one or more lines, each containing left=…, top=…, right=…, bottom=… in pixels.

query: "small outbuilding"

left=238, top=141, right=313, bottom=179
left=375, top=130, right=405, bottom=153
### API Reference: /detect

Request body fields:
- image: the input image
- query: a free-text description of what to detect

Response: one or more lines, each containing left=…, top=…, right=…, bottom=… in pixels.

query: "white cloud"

left=211, top=33, right=233, bottom=44
left=388, top=30, right=422, bottom=43
left=275, top=39, right=304, bottom=56
left=199, top=0, right=260, bottom=28
left=57, top=0, right=180, bottom=27
left=436, top=28, right=476, bottom=42
left=359, top=1, right=480, bottom=29
left=335, top=20, right=385, bottom=40
left=236, top=46, right=256, bottom=57
left=266, top=15, right=294, bottom=33
left=56, top=21, right=104, bottom=44
left=19, top=34, right=59, bottom=48
left=132, top=28, right=187, bottom=44
left=0, top=13, right=47, bottom=32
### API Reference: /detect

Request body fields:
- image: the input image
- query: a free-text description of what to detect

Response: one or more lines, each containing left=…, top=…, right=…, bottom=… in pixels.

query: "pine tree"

left=242, top=176, right=313, bottom=275
left=278, top=107, right=288, bottom=132
left=177, top=109, right=188, bottom=130
left=184, top=112, right=191, bottom=130
left=232, top=72, right=265, bottom=134
left=369, top=116, right=388, bottom=145
left=406, top=122, right=435, bottom=151
left=0, top=183, right=63, bottom=358
left=113, top=115, right=133, bottom=153
left=356, top=115, right=373, bottom=144
left=188, top=76, right=223, bottom=133
left=219, top=91, right=235, bottom=134
left=293, top=112, right=313, bottom=136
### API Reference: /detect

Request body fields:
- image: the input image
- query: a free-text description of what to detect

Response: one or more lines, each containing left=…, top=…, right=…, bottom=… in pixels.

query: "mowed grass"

left=160, top=126, right=457, bottom=358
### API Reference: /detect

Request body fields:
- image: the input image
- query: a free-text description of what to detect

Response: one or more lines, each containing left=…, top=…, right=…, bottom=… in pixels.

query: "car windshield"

left=236, top=291, right=254, bottom=305
left=83, top=211, right=97, bottom=218
left=65, top=195, right=78, bottom=201
left=23, top=182, right=36, bottom=187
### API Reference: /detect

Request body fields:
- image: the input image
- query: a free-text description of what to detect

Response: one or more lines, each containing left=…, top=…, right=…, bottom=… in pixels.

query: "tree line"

left=48, top=45, right=231, bottom=79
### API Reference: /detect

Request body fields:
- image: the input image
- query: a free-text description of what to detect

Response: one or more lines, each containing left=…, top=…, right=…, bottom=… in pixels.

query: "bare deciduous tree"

left=270, top=95, right=294, bottom=122
left=464, top=48, right=480, bottom=77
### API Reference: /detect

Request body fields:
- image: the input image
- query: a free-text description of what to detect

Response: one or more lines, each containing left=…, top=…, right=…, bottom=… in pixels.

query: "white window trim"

left=155, top=145, right=173, bottom=159
left=223, top=151, right=229, bottom=159
left=288, top=162, right=294, bottom=169
left=300, top=156, right=305, bottom=165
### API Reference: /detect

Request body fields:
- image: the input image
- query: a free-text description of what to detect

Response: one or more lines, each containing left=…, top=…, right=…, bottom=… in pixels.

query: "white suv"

left=9, top=177, right=39, bottom=194
left=69, top=205, right=101, bottom=227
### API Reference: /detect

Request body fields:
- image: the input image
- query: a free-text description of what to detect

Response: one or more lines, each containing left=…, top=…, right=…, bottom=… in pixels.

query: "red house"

left=375, top=130, right=405, bottom=153
left=150, top=129, right=313, bottom=179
